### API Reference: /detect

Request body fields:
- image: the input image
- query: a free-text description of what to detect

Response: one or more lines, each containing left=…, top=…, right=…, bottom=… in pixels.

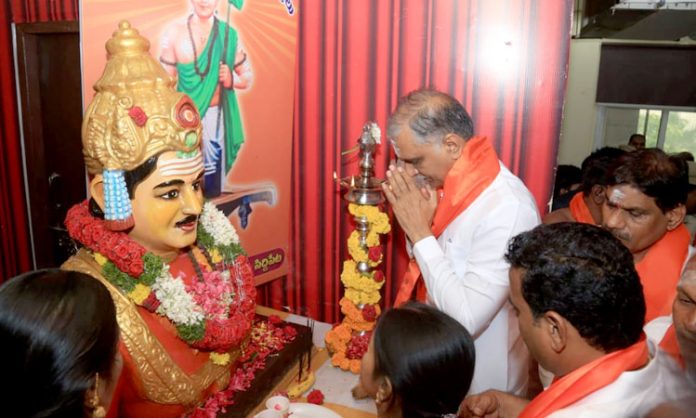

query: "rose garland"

left=66, top=200, right=256, bottom=362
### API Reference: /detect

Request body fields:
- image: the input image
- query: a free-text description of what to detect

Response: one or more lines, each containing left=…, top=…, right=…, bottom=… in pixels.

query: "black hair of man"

left=373, top=301, right=476, bottom=418
left=628, top=133, right=646, bottom=145
left=0, top=269, right=118, bottom=417
left=579, top=147, right=627, bottom=196
left=553, top=164, right=581, bottom=198
left=505, top=222, right=646, bottom=353
left=609, top=148, right=688, bottom=213
left=386, top=89, right=474, bottom=144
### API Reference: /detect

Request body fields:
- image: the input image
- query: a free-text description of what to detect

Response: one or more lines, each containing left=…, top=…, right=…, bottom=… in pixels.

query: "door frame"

left=14, top=20, right=80, bottom=268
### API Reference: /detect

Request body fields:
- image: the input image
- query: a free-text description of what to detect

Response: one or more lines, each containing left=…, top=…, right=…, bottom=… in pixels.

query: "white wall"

left=557, top=39, right=602, bottom=167
left=557, top=37, right=696, bottom=167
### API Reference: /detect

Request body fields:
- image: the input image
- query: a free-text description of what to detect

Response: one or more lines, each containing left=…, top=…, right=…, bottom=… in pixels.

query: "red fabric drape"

left=253, top=0, right=572, bottom=323
left=1, top=1, right=31, bottom=281
left=10, top=0, right=78, bottom=23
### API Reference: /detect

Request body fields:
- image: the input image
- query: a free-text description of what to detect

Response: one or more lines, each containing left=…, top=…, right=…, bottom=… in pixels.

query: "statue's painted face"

left=129, top=151, right=204, bottom=257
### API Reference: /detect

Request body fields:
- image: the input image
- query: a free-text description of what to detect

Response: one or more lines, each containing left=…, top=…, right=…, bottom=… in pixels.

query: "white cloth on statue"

left=202, top=105, right=227, bottom=186
left=548, top=340, right=694, bottom=418
left=411, top=162, right=540, bottom=396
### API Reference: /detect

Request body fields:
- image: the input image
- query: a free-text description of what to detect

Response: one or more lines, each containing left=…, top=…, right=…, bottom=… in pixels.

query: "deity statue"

left=63, top=21, right=256, bottom=417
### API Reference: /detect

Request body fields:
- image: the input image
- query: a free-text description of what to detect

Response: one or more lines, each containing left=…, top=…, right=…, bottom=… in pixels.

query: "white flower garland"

left=200, top=202, right=240, bottom=246
left=151, top=264, right=205, bottom=326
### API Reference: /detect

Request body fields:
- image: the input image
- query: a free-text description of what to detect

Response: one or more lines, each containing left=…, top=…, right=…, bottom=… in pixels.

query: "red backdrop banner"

left=259, top=0, right=572, bottom=322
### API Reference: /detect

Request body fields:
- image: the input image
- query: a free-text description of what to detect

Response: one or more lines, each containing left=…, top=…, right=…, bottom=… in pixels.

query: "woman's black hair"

left=0, top=269, right=119, bottom=418
left=373, top=302, right=475, bottom=418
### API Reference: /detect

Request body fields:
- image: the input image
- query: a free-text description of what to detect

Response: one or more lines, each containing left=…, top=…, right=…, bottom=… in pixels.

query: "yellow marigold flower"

left=345, top=288, right=381, bottom=305
left=94, top=252, right=108, bottom=266
left=341, top=262, right=384, bottom=292
left=348, top=204, right=391, bottom=234
left=347, top=232, right=368, bottom=262
left=128, top=283, right=151, bottom=305
left=210, top=352, right=231, bottom=366
left=209, top=248, right=223, bottom=264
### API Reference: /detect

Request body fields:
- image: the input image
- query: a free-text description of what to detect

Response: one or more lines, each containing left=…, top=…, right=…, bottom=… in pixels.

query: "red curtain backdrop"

left=1, top=1, right=29, bottom=281
left=10, top=0, right=78, bottom=23
left=0, top=1, right=79, bottom=282
left=259, top=0, right=572, bottom=323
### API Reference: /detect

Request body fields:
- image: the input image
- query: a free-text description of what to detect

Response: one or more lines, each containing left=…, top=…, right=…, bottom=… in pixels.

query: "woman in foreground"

left=0, top=269, right=121, bottom=418
left=359, top=302, right=476, bottom=418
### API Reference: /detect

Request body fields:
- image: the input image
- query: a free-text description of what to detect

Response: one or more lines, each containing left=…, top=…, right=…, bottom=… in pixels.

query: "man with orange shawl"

left=602, top=149, right=692, bottom=322
left=644, top=254, right=696, bottom=417
left=544, top=147, right=625, bottom=225
left=382, top=89, right=539, bottom=395
left=460, top=223, right=691, bottom=418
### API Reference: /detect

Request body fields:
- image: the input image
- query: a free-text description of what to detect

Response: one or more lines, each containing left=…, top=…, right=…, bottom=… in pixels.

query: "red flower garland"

left=66, top=201, right=146, bottom=277
left=307, top=389, right=325, bottom=405
left=191, top=318, right=299, bottom=418
left=65, top=199, right=257, bottom=352
left=190, top=255, right=257, bottom=352
left=345, top=333, right=371, bottom=360
left=367, top=246, right=382, bottom=262
left=361, top=304, right=377, bottom=322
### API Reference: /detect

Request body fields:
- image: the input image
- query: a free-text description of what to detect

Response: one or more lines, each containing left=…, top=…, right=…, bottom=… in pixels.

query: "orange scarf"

left=659, top=324, right=685, bottom=368
left=635, top=225, right=690, bottom=322
left=568, top=193, right=595, bottom=225
left=393, top=136, right=500, bottom=306
left=519, top=336, right=649, bottom=418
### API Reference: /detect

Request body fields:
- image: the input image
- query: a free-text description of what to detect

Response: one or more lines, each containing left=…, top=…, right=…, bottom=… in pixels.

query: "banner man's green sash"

left=176, top=19, right=244, bottom=172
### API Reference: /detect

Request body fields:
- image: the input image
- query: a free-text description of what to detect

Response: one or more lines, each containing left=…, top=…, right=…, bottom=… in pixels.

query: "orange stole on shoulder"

left=568, top=193, right=595, bottom=225
left=519, top=337, right=649, bottom=418
left=659, top=324, right=685, bottom=368
left=393, top=136, right=500, bottom=306
left=635, top=225, right=690, bottom=322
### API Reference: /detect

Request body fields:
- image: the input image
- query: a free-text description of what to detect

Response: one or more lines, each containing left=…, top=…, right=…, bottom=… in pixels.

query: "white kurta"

left=412, top=162, right=540, bottom=396
left=548, top=341, right=694, bottom=418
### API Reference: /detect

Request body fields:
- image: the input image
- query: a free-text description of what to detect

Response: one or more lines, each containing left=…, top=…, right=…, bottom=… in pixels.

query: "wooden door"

left=15, top=21, right=83, bottom=268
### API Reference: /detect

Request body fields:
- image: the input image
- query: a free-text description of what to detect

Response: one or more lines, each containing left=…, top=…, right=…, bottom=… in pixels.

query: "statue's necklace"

left=187, top=14, right=219, bottom=81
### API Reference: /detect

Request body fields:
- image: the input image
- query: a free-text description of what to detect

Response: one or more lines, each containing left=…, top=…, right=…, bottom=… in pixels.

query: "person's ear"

left=442, top=134, right=463, bottom=159
left=665, top=204, right=686, bottom=231
left=590, top=185, right=605, bottom=205
left=90, top=175, right=105, bottom=212
left=375, top=377, right=395, bottom=412
left=544, top=311, right=567, bottom=353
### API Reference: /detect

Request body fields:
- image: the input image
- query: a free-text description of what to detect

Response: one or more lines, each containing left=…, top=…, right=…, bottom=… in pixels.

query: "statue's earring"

left=88, top=373, right=107, bottom=418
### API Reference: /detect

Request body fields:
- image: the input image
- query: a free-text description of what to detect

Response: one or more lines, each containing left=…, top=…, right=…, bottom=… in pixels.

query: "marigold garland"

left=327, top=202, right=391, bottom=374
left=340, top=261, right=384, bottom=293
left=348, top=204, right=391, bottom=234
